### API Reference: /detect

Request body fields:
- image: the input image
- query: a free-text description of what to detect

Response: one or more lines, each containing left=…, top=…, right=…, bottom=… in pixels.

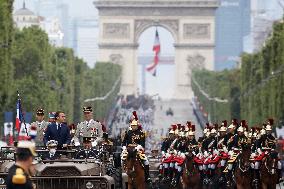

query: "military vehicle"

left=0, top=146, right=128, bottom=189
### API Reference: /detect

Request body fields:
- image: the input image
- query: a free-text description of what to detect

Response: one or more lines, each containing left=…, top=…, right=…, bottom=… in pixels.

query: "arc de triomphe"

left=94, top=0, right=219, bottom=99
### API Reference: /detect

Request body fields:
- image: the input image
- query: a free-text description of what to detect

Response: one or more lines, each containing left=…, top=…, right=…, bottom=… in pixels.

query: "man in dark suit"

left=44, top=111, right=71, bottom=149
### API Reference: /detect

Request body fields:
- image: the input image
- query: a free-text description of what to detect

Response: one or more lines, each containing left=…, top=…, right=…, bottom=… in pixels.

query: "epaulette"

left=12, top=168, right=26, bottom=184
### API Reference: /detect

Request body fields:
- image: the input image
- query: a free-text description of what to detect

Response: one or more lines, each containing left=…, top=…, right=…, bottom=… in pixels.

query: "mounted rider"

left=159, top=125, right=176, bottom=177
left=226, top=120, right=248, bottom=183
left=217, top=120, right=229, bottom=182
left=204, top=124, right=219, bottom=183
left=171, top=125, right=188, bottom=186
left=258, top=119, right=282, bottom=183
left=162, top=125, right=177, bottom=180
left=194, top=123, right=210, bottom=182
left=121, top=111, right=151, bottom=183
left=249, top=126, right=263, bottom=184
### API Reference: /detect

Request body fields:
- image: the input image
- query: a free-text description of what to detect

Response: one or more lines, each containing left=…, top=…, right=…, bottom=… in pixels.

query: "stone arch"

left=134, top=19, right=179, bottom=43
left=94, top=0, right=218, bottom=99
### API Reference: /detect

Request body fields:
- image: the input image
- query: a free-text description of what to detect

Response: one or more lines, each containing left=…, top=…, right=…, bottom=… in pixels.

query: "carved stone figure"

left=187, top=54, right=206, bottom=70
left=103, top=23, right=130, bottom=39
left=109, top=54, right=123, bottom=65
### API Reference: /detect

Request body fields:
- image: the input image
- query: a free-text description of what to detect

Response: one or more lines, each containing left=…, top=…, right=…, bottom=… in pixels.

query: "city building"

left=13, top=1, right=42, bottom=30
left=41, top=18, right=64, bottom=47
left=244, top=0, right=283, bottom=53
left=14, top=2, right=64, bottom=47
left=71, top=18, right=99, bottom=67
left=215, top=0, right=251, bottom=70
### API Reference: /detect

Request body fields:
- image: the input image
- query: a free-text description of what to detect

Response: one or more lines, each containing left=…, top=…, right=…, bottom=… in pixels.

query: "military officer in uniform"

left=121, top=112, right=151, bottom=183
left=6, top=141, right=37, bottom=189
left=30, top=108, right=49, bottom=146
left=75, top=106, right=103, bottom=145
left=75, top=137, right=98, bottom=159
left=259, top=119, right=282, bottom=183
left=43, top=140, right=60, bottom=160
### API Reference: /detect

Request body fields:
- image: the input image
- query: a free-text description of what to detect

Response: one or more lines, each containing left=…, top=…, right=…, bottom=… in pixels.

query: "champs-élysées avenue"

left=0, top=0, right=284, bottom=189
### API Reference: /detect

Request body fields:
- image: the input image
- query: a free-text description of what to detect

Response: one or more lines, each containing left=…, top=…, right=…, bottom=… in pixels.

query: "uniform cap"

left=46, top=140, right=58, bottom=148
left=83, top=136, right=93, bottom=143
left=210, top=127, right=217, bottom=134
left=83, top=106, right=92, bottom=113
left=228, top=124, right=235, bottom=129
left=48, top=112, right=56, bottom=119
left=265, top=124, right=272, bottom=131
left=17, top=141, right=37, bottom=156
left=130, top=119, right=138, bottom=126
left=188, top=125, right=195, bottom=136
left=36, top=108, right=44, bottom=115
left=237, top=126, right=244, bottom=132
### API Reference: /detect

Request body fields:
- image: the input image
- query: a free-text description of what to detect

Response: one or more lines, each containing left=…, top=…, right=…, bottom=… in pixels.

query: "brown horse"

left=260, top=152, right=279, bottom=189
left=181, top=150, right=201, bottom=189
left=234, top=144, right=253, bottom=189
left=124, top=146, right=146, bottom=189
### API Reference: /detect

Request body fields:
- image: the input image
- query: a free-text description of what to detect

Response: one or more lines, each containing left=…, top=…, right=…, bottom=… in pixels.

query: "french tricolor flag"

left=146, top=29, right=160, bottom=76
left=15, top=98, right=22, bottom=133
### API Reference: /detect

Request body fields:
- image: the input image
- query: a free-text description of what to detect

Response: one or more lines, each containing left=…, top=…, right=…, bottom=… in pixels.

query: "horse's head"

left=124, top=146, right=138, bottom=176
left=264, top=150, right=279, bottom=175
left=239, top=142, right=251, bottom=167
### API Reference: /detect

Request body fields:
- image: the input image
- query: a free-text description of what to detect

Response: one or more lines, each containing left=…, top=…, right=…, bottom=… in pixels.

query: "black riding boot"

left=219, top=167, right=226, bottom=183
left=144, top=165, right=152, bottom=183
left=226, top=170, right=233, bottom=186
left=252, top=169, right=260, bottom=186
left=163, top=168, right=169, bottom=178
left=277, top=169, right=282, bottom=184
left=168, top=167, right=174, bottom=180
left=172, top=170, right=181, bottom=187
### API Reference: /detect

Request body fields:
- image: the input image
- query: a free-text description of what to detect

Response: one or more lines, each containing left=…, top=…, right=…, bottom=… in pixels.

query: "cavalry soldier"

left=75, top=106, right=103, bottom=145
left=226, top=121, right=248, bottom=183
left=249, top=127, right=264, bottom=184
left=6, top=141, right=37, bottom=189
left=259, top=119, right=282, bottom=183
left=30, top=108, right=49, bottom=146
left=121, top=112, right=151, bottom=183
left=187, top=125, right=198, bottom=151
left=161, top=125, right=177, bottom=181
left=159, top=125, right=176, bottom=177
left=171, top=125, right=187, bottom=186
left=218, top=121, right=229, bottom=182
left=206, top=125, right=219, bottom=182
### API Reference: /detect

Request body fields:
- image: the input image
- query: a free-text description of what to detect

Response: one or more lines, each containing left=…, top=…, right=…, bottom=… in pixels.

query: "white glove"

left=181, top=153, right=186, bottom=159
left=165, top=153, right=170, bottom=158
left=162, top=151, right=165, bottom=156
left=135, top=145, right=143, bottom=151
left=213, top=149, right=220, bottom=156
left=204, top=151, right=209, bottom=157
left=257, top=148, right=262, bottom=154
left=122, top=146, right=127, bottom=151
left=223, top=146, right=228, bottom=153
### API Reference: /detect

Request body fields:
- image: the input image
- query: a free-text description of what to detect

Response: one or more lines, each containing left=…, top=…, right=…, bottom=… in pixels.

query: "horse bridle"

left=184, top=152, right=197, bottom=176
left=238, top=150, right=250, bottom=173
left=264, top=158, right=277, bottom=175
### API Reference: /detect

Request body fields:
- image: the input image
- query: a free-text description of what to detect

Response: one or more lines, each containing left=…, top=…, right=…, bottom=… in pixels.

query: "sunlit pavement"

left=152, top=99, right=202, bottom=139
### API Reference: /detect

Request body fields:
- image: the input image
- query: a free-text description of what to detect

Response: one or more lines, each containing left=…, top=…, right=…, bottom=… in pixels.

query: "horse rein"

left=238, top=151, right=250, bottom=173
left=264, top=158, right=277, bottom=175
